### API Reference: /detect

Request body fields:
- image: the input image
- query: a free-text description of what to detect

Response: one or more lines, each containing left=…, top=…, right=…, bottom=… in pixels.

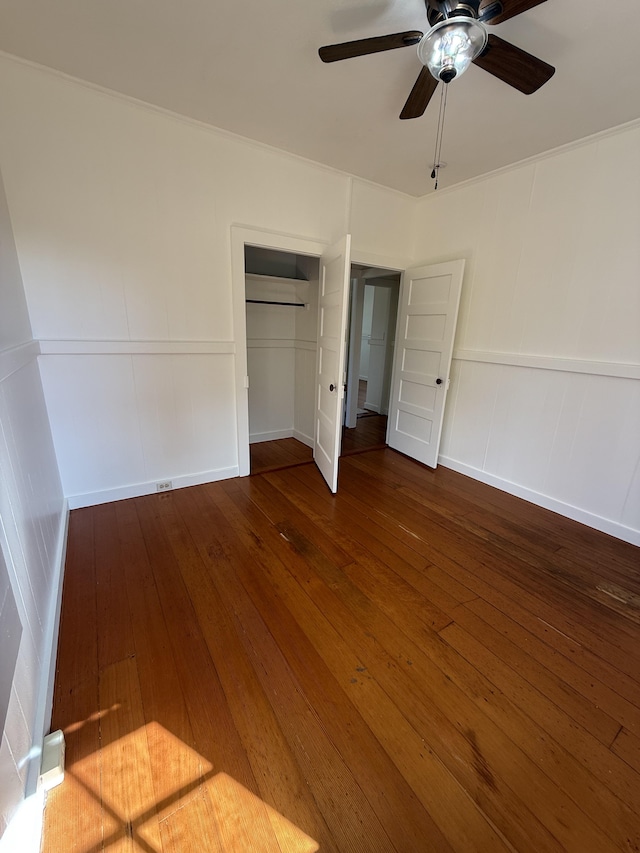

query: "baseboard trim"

left=13, top=500, right=69, bottom=853
left=292, top=429, right=314, bottom=449
left=439, top=456, right=640, bottom=547
left=249, top=429, right=293, bottom=444
left=67, top=467, right=239, bottom=509
left=25, top=501, right=69, bottom=797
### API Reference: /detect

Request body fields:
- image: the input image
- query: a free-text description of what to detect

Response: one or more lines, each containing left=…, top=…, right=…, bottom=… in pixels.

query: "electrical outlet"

left=156, top=480, right=173, bottom=492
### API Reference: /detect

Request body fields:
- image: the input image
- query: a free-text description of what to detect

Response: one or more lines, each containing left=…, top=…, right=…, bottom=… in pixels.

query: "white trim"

left=246, top=339, right=317, bottom=351
left=421, top=117, right=640, bottom=200
left=234, top=225, right=329, bottom=257
left=295, top=339, right=317, bottom=352
left=67, top=466, right=238, bottom=509
left=439, top=455, right=640, bottom=547
left=454, top=349, right=640, bottom=381
left=350, top=249, right=409, bottom=274
left=250, top=429, right=294, bottom=444
left=2, top=50, right=639, bottom=201
left=0, top=341, right=40, bottom=382
left=38, top=340, right=235, bottom=355
left=0, top=51, right=402, bottom=198
left=26, top=503, right=69, bottom=795
left=247, top=339, right=295, bottom=350
left=249, top=429, right=314, bottom=449
left=292, top=429, right=314, bottom=449
left=231, top=225, right=329, bottom=478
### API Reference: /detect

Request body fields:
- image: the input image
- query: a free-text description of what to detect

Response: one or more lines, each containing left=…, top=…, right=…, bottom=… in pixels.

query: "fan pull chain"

left=430, top=81, right=449, bottom=190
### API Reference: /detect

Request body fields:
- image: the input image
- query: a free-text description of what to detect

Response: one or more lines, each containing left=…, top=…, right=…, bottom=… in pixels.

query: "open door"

left=387, top=259, right=464, bottom=468
left=314, top=235, right=352, bottom=492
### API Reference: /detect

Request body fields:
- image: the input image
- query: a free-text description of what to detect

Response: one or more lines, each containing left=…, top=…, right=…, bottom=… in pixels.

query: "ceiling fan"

left=318, top=0, right=555, bottom=119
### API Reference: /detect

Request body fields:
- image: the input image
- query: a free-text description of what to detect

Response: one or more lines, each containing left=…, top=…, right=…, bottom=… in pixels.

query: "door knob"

left=436, top=378, right=443, bottom=385
left=329, top=383, right=335, bottom=391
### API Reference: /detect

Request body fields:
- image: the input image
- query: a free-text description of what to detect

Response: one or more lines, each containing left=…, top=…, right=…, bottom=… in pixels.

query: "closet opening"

left=245, top=246, right=318, bottom=475
left=246, top=247, right=401, bottom=476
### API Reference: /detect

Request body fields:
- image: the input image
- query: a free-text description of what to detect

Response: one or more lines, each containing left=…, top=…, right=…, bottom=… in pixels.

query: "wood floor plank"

left=94, top=501, right=136, bottom=671
left=98, top=657, right=163, bottom=852
left=253, top=470, right=457, bottom=631
left=337, top=461, right=640, bottom=675
left=200, top=773, right=319, bottom=853
left=250, top=438, right=313, bottom=476
left=113, top=500, right=204, bottom=823
left=166, top=485, right=339, bottom=853
left=43, top=508, right=103, bottom=853
left=133, top=494, right=264, bottom=795
left=440, top=622, right=640, bottom=812
left=212, top=486, right=514, bottom=853
left=52, top=507, right=98, bottom=695
left=612, top=726, right=640, bottom=774
left=216, top=478, right=457, bottom=853
left=184, top=484, right=405, bottom=853
left=43, top=447, right=640, bottom=853
left=42, top=679, right=103, bottom=853
left=246, top=472, right=452, bottom=632
left=366, top=450, right=634, bottom=566
left=431, top=561, right=640, bottom=709
left=449, top=602, right=620, bottom=746
left=261, top=475, right=634, bottom=853
left=221, top=480, right=568, bottom=844
left=159, top=786, right=226, bottom=853
left=466, top=597, right=640, bottom=735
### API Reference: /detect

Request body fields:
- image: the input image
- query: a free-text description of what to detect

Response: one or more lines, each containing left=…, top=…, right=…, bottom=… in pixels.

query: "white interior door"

left=387, top=259, right=464, bottom=468
left=314, top=235, right=352, bottom=492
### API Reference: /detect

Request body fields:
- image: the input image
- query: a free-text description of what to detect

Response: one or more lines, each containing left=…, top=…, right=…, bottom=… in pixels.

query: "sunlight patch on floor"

left=45, top=717, right=318, bottom=852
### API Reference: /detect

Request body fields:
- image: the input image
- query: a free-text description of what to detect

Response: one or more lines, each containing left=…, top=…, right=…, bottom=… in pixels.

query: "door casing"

left=231, top=226, right=414, bottom=479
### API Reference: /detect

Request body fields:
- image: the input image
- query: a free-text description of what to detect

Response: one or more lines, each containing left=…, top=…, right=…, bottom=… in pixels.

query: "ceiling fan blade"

left=319, top=31, right=422, bottom=63
left=472, top=34, right=555, bottom=94
left=400, top=67, right=439, bottom=120
left=479, top=0, right=547, bottom=25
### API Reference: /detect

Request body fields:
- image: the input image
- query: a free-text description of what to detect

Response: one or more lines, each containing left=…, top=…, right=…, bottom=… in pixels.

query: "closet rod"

left=246, top=299, right=306, bottom=307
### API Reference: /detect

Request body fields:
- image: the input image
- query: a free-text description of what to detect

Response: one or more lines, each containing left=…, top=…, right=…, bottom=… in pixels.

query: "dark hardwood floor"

left=250, top=416, right=387, bottom=475
left=43, top=449, right=640, bottom=852
left=250, top=379, right=387, bottom=476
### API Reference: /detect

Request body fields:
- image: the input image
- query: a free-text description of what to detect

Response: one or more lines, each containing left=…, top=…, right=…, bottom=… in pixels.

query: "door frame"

left=231, top=229, right=412, bottom=477
left=344, top=254, right=406, bottom=430
left=386, top=259, right=465, bottom=467
left=231, top=226, right=329, bottom=476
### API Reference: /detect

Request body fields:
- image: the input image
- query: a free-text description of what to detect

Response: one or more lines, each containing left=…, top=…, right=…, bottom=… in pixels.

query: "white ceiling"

left=0, top=0, right=639, bottom=196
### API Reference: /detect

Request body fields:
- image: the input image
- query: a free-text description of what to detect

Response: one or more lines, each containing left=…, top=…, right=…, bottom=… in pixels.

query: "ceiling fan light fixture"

left=418, top=18, right=487, bottom=83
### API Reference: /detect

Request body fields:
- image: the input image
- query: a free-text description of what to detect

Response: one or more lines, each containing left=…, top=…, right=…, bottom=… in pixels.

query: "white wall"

left=414, top=124, right=640, bottom=545
left=246, top=274, right=307, bottom=444
left=0, top=160, right=65, bottom=843
left=2, top=52, right=635, bottom=546
left=359, top=285, right=374, bottom=380
left=0, top=54, right=417, bottom=508
left=0, top=55, right=366, bottom=507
